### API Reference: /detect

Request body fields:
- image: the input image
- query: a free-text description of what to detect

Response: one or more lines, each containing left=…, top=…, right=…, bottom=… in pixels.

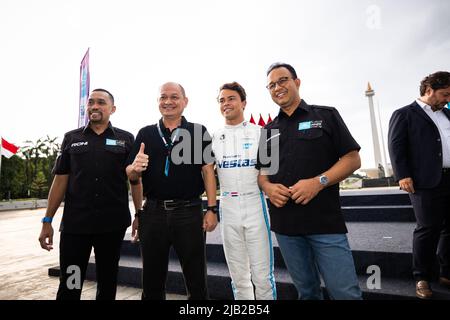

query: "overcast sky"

left=0, top=0, right=449, bottom=169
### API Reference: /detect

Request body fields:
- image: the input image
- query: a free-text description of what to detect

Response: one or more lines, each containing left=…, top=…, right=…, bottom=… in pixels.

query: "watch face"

left=320, top=176, right=328, bottom=185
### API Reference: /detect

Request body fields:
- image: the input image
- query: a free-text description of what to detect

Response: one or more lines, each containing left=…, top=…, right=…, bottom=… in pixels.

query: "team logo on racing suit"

left=217, top=158, right=257, bottom=168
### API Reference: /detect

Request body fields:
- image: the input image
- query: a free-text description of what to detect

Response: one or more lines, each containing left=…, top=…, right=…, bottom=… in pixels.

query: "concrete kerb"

left=0, top=199, right=50, bottom=211
left=0, top=187, right=405, bottom=212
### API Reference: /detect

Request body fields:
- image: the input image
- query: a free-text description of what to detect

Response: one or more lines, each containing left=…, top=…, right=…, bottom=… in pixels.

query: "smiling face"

left=218, top=89, right=246, bottom=125
left=158, top=82, right=188, bottom=120
left=267, top=67, right=301, bottom=115
left=86, top=91, right=115, bottom=125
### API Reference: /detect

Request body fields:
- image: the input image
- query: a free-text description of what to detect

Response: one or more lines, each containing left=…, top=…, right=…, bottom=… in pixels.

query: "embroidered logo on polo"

left=298, top=120, right=323, bottom=130
left=105, top=139, right=126, bottom=147
left=71, top=141, right=88, bottom=147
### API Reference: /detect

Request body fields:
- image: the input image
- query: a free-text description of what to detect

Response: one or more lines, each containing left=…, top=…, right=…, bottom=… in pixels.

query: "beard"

left=89, top=112, right=103, bottom=123
left=430, top=100, right=447, bottom=110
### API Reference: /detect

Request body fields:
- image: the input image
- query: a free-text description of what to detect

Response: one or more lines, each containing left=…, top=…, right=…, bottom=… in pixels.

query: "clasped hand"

left=265, top=177, right=323, bottom=207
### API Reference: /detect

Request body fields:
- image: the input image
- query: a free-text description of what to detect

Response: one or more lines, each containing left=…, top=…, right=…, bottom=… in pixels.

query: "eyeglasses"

left=266, top=77, right=292, bottom=91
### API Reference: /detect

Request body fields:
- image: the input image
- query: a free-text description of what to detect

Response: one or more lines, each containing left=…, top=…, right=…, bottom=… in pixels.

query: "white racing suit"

left=212, top=121, right=276, bottom=300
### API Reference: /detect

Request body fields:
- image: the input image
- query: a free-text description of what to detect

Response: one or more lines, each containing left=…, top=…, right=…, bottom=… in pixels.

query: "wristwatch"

left=135, top=209, right=144, bottom=218
left=318, top=175, right=329, bottom=186
left=41, top=216, right=53, bottom=223
left=129, top=179, right=140, bottom=186
left=206, top=205, right=218, bottom=214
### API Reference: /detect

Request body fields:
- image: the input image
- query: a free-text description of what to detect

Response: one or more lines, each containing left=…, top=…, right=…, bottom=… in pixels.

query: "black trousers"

left=56, top=229, right=126, bottom=300
left=410, top=172, right=450, bottom=281
left=139, top=203, right=208, bottom=300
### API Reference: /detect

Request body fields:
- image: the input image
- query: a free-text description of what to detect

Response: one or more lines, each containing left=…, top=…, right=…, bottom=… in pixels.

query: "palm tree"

left=40, top=135, right=60, bottom=190
left=18, top=136, right=60, bottom=198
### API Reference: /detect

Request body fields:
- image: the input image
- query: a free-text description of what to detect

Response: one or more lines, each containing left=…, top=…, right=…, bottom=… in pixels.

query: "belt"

left=147, top=198, right=202, bottom=211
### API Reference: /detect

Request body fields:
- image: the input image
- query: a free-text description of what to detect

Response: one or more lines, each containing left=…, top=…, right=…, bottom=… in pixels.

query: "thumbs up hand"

left=132, top=143, right=149, bottom=174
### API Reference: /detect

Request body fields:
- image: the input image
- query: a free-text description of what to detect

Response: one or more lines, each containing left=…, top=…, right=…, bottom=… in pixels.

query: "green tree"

left=20, top=138, right=46, bottom=190
left=0, top=155, right=26, bottom=199
left=40, top=135, right=60, bottom=191
left=30, top=171, right=49, bottom=199
left=1, top=136, right=61, bottom=200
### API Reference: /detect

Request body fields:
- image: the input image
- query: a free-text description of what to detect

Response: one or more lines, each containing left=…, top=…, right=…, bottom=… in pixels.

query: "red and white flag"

left=249, top=114, right=256, bottom=124
left=1, top=138, right=19, bottom=159
left=267, top=114, right=273, bottom=124
left=258, top=114, right=266, bottom=127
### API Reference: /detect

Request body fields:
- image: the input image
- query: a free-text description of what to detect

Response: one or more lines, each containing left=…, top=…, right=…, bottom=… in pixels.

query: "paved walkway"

left=0, top=207, right=185, bottom=300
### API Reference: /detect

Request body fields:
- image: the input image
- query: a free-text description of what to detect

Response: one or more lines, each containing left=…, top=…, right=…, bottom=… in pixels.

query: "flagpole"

left=0, top=138, right=3, bottom=191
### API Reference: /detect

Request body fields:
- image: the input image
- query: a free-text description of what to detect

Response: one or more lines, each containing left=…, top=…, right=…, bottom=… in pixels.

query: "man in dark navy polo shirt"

left=126, top=82, right=218, bottom=300
left=38, top=89, right=142, bottom=300
left=257, top=63, right=362, bottom=300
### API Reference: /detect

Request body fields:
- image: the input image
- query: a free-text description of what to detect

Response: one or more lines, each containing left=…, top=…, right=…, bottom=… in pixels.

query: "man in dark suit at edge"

left=388, top=71, right=450, bottom=299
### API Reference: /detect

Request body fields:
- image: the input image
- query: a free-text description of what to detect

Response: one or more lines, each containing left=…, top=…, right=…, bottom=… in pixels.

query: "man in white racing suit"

left=212, top=82, right=276, bottom=300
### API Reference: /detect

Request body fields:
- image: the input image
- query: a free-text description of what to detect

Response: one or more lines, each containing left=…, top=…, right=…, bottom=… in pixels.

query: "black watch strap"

left=206, top=205, right=218, bottom=214
left=135, top=209, right=144, bottom=218
left=129, top=179, right=140, bottom=186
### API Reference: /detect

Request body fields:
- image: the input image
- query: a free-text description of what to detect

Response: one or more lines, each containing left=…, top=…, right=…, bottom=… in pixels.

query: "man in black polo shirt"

left=257, top=63, right=362, bottom=300
left=126, top=82, right=218, bottom=300
left=38, top=89, right=141, bottom=300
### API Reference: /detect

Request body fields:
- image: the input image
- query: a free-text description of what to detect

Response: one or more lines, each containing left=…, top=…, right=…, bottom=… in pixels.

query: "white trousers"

left=219, top=193, right=276, bottom=300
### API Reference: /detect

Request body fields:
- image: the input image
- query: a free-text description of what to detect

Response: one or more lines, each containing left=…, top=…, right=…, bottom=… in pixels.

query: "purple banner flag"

left=78, top=49, right=90, bottom=128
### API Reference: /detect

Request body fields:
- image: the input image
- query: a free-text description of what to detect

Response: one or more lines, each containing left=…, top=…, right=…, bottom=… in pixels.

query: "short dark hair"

left=420, top=71, right=450, bottom=96
left=218, top=82, right=247, bottom=102
left=266, top=62, right=298, bottom=79
left=92, top=88, right=114, bottom=104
